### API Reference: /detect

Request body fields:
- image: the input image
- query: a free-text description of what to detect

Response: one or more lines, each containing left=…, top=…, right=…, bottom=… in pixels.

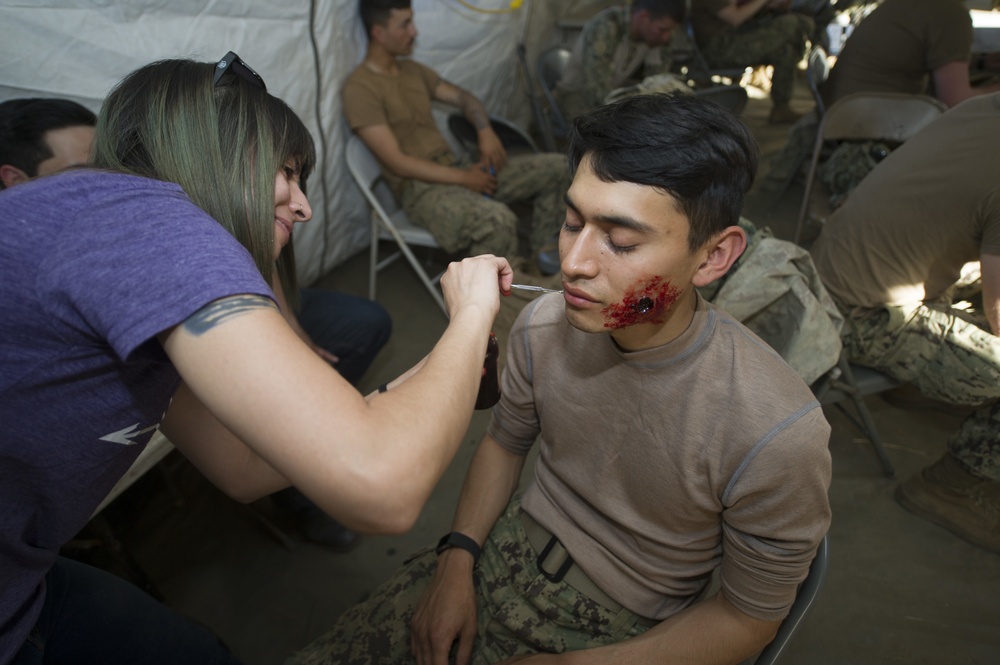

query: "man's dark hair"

left=633, top=0, right=686, bottom=22
left=567, top=92, right=758, bottom=252
left=0, top=98, right=96, bottom=185
left=360, top=0, right=412, bottom=37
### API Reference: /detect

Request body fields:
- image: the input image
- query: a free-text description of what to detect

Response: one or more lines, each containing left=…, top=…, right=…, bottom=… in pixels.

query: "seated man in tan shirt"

left=344, top=0, right=571, bottom=270
left=288, top=93, right=832, bottom=665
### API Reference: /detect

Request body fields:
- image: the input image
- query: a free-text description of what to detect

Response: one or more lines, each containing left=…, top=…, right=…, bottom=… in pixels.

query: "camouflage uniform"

left=401, top=153, right=570, bottom=259
left=701, top=219, right=844, bottom=385
left=844, top=304, right=1000, bottom=481
left=817, top=140, right=894, bottom=208
left=285, top=498, right=652, bottom=665
left=556, top=7, right=672, bottom=122
left=698, top=11, right=812, bottom=105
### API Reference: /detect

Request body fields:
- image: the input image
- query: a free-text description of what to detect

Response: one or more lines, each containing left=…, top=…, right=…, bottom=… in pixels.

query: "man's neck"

left=364, top=46, right=399, bottom=76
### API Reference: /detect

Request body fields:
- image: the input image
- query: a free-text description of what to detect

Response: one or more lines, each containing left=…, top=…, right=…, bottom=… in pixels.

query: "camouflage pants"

left=401, top=154, right=570, bottom=259
left=817, top=140, right=894, bottom=208
left=845, top=305, right=1000, bottom=481
left=701, top=12, right=812, bottom=104
left=285, top=499, right=652, bottom=665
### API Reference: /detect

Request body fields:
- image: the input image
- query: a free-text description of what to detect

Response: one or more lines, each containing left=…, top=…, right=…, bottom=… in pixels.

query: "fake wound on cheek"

left=601, top=276, right=680, bottom=329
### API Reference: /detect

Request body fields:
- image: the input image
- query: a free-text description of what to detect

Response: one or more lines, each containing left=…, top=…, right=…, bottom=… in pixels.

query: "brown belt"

left=519, top=510, right=658, bottom=628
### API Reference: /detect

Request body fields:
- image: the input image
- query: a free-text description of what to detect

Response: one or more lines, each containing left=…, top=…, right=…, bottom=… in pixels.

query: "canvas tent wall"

left=0, top=0, right=586, bottom=286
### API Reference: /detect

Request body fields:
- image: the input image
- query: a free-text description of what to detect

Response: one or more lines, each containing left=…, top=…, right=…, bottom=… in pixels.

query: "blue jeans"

left=297, top=288, right=392, bottom=386
left=11, top=557, right=241, bottom=664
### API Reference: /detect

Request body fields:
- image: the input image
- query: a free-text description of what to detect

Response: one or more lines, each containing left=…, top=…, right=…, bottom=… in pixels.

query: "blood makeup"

left=600, top=276, right=680, bottom=329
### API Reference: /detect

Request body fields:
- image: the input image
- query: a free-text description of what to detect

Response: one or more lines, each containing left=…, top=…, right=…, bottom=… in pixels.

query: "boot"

left=769, top=103, right=803, bottom=124
left=896, top=454, right=1000, bottom=554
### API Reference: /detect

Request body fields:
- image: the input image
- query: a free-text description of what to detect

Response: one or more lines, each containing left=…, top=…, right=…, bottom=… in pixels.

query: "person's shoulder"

left=343, top=63, right=374, bottom=92
left=399, top=59, right=441, bottom=85
left=32, top=170, right=185, bottom=206
left=934, top=0, right=974, bottom=22
left=705, top=301, right=814, bottom=393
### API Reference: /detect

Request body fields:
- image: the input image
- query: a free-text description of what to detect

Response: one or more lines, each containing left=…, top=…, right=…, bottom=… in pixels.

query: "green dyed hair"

left=92, top=57, right=316, bottom=301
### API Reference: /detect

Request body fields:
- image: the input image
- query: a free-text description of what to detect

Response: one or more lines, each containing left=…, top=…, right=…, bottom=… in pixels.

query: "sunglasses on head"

left=213, top=51, right=267, bottom=91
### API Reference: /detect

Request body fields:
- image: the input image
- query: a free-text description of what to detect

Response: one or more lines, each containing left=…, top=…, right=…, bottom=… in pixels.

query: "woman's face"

left=273, top=159, right=312, bottom=260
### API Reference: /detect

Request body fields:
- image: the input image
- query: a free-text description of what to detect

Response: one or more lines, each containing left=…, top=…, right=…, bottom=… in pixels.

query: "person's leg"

left=402, top=180, right=518, bottom=257
left=296, top=289, right=392, bottom=387
left=493, top=154, right=572, bottom=254
left=283, top=546, right=438, bottom=664
left=474, top=500, right=653, bottom=663
left=703, top=13, right=812, bottom=121
left=844, top=305, right=1000, bottom=552
left=12, top=557, right=240, bottom=665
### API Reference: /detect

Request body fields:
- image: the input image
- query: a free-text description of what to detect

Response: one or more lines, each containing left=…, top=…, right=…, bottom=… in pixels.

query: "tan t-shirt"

left=342, top=60, right=453, bottom=194
left=488, top=292, right=832, bottom=622
left=812, top=93, right=1000, bottom=311
left=822, top=0, right=972, bottom=105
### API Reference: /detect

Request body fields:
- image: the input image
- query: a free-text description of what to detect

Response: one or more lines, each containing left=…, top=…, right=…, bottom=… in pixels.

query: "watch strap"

left=435, top=531, right=482, bottom=565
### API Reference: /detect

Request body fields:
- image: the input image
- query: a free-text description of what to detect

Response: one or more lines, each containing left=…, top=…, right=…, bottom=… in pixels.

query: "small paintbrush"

left=510, top=284, right=563, bottom=294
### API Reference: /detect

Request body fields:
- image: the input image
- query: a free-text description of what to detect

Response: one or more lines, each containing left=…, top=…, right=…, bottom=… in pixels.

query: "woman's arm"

left=159, top=255, right=512, bottom=534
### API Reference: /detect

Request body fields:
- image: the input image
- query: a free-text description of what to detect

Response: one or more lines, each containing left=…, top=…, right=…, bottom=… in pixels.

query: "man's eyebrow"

left=564, top=193, right=656, bottom=233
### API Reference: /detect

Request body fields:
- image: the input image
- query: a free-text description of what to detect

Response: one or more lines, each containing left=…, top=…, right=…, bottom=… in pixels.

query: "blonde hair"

left=92, top=57, right=316, bottom=293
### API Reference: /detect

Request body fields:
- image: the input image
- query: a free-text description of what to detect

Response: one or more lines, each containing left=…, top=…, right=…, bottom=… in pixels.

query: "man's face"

left=377, top=8, right=418, bottom=56
left=633, top=11, right=677, bottom=48
left=558, top=155, right=707, bottom=351
left=36, top=125, right=94, bottom=177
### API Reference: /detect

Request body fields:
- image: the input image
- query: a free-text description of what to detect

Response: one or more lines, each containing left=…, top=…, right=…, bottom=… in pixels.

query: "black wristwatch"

left=435, top=531, right=482, bottom=565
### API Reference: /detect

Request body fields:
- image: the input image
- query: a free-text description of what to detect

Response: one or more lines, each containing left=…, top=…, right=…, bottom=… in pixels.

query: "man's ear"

left=691, top=225, right=747, bottom=288
left=0, top=164, right=29, bottom=189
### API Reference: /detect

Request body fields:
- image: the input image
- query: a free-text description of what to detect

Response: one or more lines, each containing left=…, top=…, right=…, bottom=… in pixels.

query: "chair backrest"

left=447, top=113, right=538, bottom=160
left=536, top=46, right=572, bottom=139
left=344, top=135, right=437, bottom=248
left=517, top=42, right=558, bottom=152
left=754, top=535, right=830, bottom=665
left=794, top=92, right=947, bottom=245
left=805, top=45, right=830, bottom=116
left=820, top=92, right=947, bottom=144
left=345, top=134, right=401, bottom=217
left=536, top=45, right=572, bottom=93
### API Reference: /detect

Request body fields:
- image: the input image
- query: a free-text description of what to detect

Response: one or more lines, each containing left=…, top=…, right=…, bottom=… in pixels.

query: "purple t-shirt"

left=0, top=170, right=273, bottom=661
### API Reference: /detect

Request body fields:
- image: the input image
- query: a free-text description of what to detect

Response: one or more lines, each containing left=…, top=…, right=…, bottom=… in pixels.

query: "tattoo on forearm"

left=183, top=295, right=276, bottom=336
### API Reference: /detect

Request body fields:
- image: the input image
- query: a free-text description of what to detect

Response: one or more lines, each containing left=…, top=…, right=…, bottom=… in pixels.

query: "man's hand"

left=462, top=164, right=498, bottom=196
left=477, top=127, right=508, bottom=172
left=411, top=553, right=480, bottom=665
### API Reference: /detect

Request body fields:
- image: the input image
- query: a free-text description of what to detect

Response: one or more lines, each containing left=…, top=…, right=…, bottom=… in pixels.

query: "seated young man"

left=289, top=93, right=832, bottom=665
left=345, top=0, right=571, bottom=268
left=689, top=0, right=813, bottom=123
left=555, top=0, right=685, bottom=122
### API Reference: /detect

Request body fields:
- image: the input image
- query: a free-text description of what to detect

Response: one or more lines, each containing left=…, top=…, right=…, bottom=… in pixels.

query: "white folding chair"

left=794, top=92, right=947, bottom=245
left=345, top=135, right=448, bottom=316
left=805, top=45, right=830, bottom=118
